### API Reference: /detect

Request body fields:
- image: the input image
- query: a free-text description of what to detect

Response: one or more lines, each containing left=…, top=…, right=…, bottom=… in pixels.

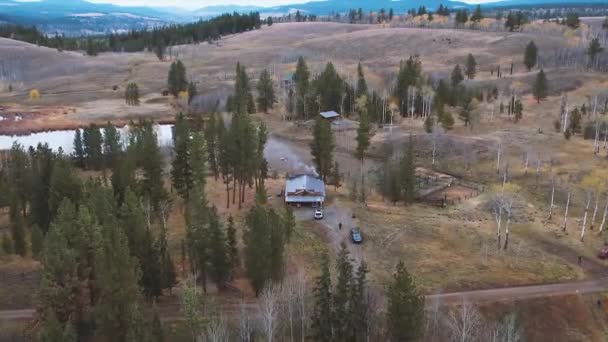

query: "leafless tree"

left=238, top=300, right=255, bottom=342
left=581, top=191, right=592, bottom=241
left=205, top=309, right=230, bottom=342
left=294, top=270, right=309, bottom=342
left=259, top=285, right=282, bottom=342
left=488, top=313, right=523, bottom=342
left=445, top=301, right=485, bottom=342
left=548, top=176, right=556, bottom=221
left=492, top=196, right=504, bottom=249
left=496, top=142, right=502, bottom=174
left=502, top=197, right=514, bottom=250
left=562, top=187, right=572, bottom=232
left=599, top=193, right=608, bottom=233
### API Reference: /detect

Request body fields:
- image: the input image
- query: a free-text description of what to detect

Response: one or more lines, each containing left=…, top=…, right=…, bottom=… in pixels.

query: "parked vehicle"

left=351, top=228, right=362, bottom=244
left=314, top=209, right=324, bottom=220
left=598, top=246, right=608, bottom=259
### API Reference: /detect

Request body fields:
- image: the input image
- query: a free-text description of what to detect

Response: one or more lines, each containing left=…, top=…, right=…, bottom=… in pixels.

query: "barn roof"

left=320, top=111, right=340, bottom=119
left=285, top=174, right=325, bottom=202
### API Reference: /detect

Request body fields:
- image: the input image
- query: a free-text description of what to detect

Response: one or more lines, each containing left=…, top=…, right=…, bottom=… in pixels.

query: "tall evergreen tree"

left=533, top=69, right=548, bottom=103
left=310, top=118, right=336, bottom=181
left=256, top=69, right=276, bottom=113
left=465, top=54, right=477, bottom=80
left=355, top=96, right=371, bottom=162
left=10, top=212, right=26, bottom=256
left=73, top=129, right=85, bottom=168
left=316, top=62, right=344, bottom=112
left=312, top=253, right=333, bottom=342
left=294, top=57, right=311, bottom=119
left=333, top=244, right=353, bottom=340
left=31, top=224, right=44, bottom=259
left=207, top=206, right=230, bottom=287
left=386, top=261, right=424, bottom=342
left=94, top=215, right=148, bottom=342
left=168, top=60, right=188, bottom=97
left=171, top=113, right=193, bottom=199
left=451, top=64, right=464, bottom=86
left=226, top=216, right=239, bottom=275
left=355, top=62, right=368, bottom=99
left=83, top=124, right=103, bottom=170
left=187, top=81, right=197, bottom=105
left=103, top=124, right=121, bottom=167
left=524, top=41, right=538, bottom=71
left=588, top=38, right=604, bottom=65
left=470, top=4, right=483, bottom=22
left=140, top=121, right=167, bottom=211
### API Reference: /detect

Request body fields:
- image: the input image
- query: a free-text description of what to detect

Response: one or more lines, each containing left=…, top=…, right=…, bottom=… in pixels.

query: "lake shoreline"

left=0, top=118, right=176, bottom=137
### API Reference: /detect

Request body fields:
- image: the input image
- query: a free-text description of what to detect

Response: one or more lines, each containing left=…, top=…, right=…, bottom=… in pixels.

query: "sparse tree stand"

left=125, top=82, right=140, bottom=105
left=524, top=41, right=538, bottom=71
left=167, top=60, right=188, bottom=97
left=533, top=69, right=548, bottom=104
left=587, top=38, right=604, bottom=69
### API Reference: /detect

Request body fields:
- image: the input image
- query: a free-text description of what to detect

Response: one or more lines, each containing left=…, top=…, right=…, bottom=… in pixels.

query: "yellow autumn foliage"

left=29, top=89, right=40, bottom=101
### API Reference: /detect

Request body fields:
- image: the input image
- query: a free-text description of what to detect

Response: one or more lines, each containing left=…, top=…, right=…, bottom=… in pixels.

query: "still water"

left=0, top=125, right=174, bottom=154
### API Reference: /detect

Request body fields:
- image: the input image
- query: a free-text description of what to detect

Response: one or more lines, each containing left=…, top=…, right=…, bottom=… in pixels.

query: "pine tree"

left=208, top=206, right=230, bottom=287
left=244, top=199, right=272, bottom=295
left=256, top=69, right=276, bottom=113
left=451, top=64, right=464, bottom=86
left=157, top=223, right=176, bottom=293
left=310, top=118, right=335, bottom=181
left=31, top=224, right=44, bottom=259
left=204, top=113, right=219, bottom=180
left=171, top=113, right=193, bottom=199
left=140, top=121, right=167, bottom=211
left=524, top=41, right=538, bottom=71
left=355, top=62, right=368, bottom=99
left=10, top=213, right=26, bottom=256
left=226, top=216, right=239, bottom=274
left=355, top=96, right=371, bottom=162
left=187, top=81, right=197, bottom=105
left=588, top=38, right=604, bottom=65
left=350, top=261, right=369, bottom=341
left=125, top=83, right=140, bottom=105
left=282, top=205, right=296, bottom=243
left=312, top=253, right=333, bottom=342
left=316, top=62, right=344, bottom=112
left=294, top=56, right=311, bottom=119
left=470, top=5, right=483, bottom=22
left=333, top=244, right=353, bottom=340
left=386, top=261, right=424, bottom=342
left=83, top=124, right=103, bottom=170
left=168, top=60, right=188, bottom=97
left=424, top=115, right=434, bottom=133
left=330, top=161, right=342, bottom=190
left=73, top=129, right=85, bottom=168
left=513, top=99, right=523, bottom=122
left=48, top=157, right=82, bottom=223
left=2, top=233, right=13, bottom=254
left=533, top=69, right=548, bottom=103
left=94, top=216, right=148, bottom=342
left=103, top=123, right=121, bottom=166
left=459, top=95, right=474, bottom=127
left=465, top=54, right=477, bottom=80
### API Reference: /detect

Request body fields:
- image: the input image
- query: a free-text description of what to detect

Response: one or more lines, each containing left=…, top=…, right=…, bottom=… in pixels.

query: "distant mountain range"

left=0, top=0, right=606, bottom=35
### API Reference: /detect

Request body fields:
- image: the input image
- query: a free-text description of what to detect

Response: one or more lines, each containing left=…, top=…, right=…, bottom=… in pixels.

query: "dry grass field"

left=1, top=18, right=608, bottom=339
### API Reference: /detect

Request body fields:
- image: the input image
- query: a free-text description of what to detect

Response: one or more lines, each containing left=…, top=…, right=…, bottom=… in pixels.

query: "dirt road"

left=427, top=277, right=608, bottom=305
left=2, top=277, right=607, bottom=323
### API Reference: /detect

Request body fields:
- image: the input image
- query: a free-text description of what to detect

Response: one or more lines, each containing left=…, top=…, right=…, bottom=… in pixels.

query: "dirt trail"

left=3, top=277, right=607, bottom=323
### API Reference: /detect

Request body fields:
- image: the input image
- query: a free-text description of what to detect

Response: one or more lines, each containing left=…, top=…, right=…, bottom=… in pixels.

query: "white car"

left=314, top=209, right=324, bottom=220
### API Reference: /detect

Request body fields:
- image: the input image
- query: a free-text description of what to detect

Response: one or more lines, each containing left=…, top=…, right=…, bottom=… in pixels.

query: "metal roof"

left=320, top=111, right=340, bottom=119
left=285, top=174, right=325, bottom=202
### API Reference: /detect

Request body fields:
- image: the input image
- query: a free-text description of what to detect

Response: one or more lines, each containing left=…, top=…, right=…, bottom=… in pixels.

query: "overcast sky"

left=86, top=0, right=500, bottom=10
left=87, top=0, right=322, bottom=10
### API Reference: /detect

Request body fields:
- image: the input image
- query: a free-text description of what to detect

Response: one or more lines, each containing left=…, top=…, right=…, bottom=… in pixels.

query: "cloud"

left=87, top=0, right=321, bottom=10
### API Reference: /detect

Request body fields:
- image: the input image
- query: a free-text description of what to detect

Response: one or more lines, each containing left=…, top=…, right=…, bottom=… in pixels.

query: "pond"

left=0, top=125, right=174, bottom=154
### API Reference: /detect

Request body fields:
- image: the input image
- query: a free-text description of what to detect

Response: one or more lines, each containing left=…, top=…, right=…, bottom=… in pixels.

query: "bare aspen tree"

left=535, top=158, right=542, bottom=188
left=205, top=310, right=229, bottom=342
left=238, top=300, right=254, bottom=342
left=548, top=176, right=556, bottom=220
left=503, top=198, right=514, bottom=250
left=523, top=152, right=529, bottom=175
left=563, top=188, right=571, bottom=232
left=492, top=313, right=523, bottom=342
left=425, top=294, right=443, bottom=341
left=294, top=270, right=308, bottom=342
left=593, top=96, right=600, bottom=153
left=496, top=142, right=502, bottom=174
left=493, top=197, right=504, bottom=249
left=447, top=301, right=484, bottom=342
left=282, top=276, right=299, bottom=342
left=603, top=125, right=608, bottom=150
left=599, top=193, right=608, bottom=233
left=581, top=191, right=592, bottom=241
left=259, top=285, right=281, bottom=342
left=591, top=190, right=600, bottom=230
